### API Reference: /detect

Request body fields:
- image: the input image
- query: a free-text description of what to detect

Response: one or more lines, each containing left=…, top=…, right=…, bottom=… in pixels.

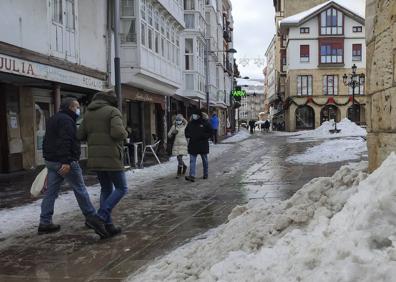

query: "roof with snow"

left=280, top=0, right=365, bottom=28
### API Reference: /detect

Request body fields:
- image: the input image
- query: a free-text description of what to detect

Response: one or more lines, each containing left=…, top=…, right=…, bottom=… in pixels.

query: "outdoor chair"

left=140, top=138, right=161, bottom=167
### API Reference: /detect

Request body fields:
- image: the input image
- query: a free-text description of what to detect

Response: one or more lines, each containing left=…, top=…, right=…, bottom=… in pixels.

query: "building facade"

left=237, top=78, right=265, bottom=123
left=119, top=0, right=184, bottom=145
left=0, top=0, right=108, bottom=172
left=280, top=1, right=366, bottom=132
left=270, top=0, right=328, bottom=130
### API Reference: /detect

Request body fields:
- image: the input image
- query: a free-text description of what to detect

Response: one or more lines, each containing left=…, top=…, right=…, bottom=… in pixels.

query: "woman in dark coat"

left=184, top=109, right=212, bottom=182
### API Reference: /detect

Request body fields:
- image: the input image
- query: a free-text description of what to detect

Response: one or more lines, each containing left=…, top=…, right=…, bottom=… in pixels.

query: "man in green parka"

left=77, top=90, right=128, bottom=236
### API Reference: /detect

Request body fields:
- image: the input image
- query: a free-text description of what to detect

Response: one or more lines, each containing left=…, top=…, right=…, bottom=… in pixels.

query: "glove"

left=173, top=130, right=179, bottom=135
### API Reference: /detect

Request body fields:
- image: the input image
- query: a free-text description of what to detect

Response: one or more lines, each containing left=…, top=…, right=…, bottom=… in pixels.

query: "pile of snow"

left=130, top=153, right=396, bottom=281
left=290, top=118, right=367, bottom=141
left=0, top=142, right=232, bottom=243
left=287, top=137, right=367, bottom=164
left=221, top=128, right=251, bottom=143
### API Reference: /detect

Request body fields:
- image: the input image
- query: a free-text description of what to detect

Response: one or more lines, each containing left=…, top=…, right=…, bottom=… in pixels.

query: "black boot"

left=185, top=175, right=195, bottom=182
left=38, top=223, right=61, bottom=235
left=176, top=166, right=182, bottom=178
left=85, top=215, right=110, bottom=239
left=182, top=164, right=187, bottom=175
left=105, top=224, right=122, bottom=236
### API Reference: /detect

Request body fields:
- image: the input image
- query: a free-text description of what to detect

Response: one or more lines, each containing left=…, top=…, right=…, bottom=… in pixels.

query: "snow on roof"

left=280, top=0, right=365, bottom=26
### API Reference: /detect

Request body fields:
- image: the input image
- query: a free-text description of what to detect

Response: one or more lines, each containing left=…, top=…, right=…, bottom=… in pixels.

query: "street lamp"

left=343, top=64, right=365, bottom=123
left=205, top=47, right=237, bottom=115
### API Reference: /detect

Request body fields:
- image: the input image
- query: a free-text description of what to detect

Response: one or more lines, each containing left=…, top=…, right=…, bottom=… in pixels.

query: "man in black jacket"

left=39, top=98, right=109, bottom=239
left=185, top=109, right=212, bottom=182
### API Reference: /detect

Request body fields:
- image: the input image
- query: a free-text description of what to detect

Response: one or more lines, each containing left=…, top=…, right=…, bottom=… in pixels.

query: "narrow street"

left=0, top=133, right=353, bottom=282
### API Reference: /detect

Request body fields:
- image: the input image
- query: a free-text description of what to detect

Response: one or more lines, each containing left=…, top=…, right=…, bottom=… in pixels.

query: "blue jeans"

left=40, top=161, right=96, bottom=225
left=96, top=171, right=128, bottom=224
left=189, top=154, right=208, bottom=177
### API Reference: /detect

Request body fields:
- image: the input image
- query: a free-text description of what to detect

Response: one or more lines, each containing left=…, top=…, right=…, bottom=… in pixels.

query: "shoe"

left=85, top=215, right=110, bottom=239
left=38, top=223, right=61, bottom=234
left=185, top=175, right=195, bottom=182
left=182, top=164, right=187, bottom=175
left=176, top=166, right=182, bottom=179
left=105, top=224, right=122, bottom=236
left=203, top=175, right=208, bottom=179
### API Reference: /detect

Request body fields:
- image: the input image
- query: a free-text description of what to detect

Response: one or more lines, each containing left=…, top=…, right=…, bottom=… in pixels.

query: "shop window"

left=296, top=106, right=315, bottom=130
left=320, top=105, right=339, bottom=124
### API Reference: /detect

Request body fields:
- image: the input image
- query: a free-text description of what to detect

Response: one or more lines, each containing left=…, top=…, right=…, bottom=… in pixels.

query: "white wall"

left=0, top=0, right=108, bottom=72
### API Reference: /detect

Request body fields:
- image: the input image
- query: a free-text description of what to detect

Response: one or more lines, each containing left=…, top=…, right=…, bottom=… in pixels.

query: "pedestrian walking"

left=248, top=120, right=256, bottom=134
left=39, top=98, right=109, bottom=238
left=210, top=113, right=219, bottom=144
left=77, top=90, right=128, bottom=237
left=185, top=109, right=212, bottom=182
left=167, top=114, right=188, bottom=178
left=264, top=120, right=270, bottom=133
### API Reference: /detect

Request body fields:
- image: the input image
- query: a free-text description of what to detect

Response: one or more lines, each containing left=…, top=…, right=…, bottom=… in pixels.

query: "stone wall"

left=366, top=0, right=396, bottom=171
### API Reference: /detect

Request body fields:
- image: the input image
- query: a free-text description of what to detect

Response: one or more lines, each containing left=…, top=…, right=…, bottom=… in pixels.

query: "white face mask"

left=176, top=120, right=182, bottom=125
left=192, top=114, right=199, bottom=120
left=75, top=108, right=81, bottom=116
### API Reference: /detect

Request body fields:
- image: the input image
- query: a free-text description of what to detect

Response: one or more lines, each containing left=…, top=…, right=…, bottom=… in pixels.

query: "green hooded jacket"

left=77, top=92, right=128, bottom=171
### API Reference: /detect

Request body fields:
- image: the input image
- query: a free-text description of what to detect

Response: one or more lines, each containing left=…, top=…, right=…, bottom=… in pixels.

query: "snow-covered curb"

left=0, top=130, right=251, bottom=243
left=127, top=151, right=396, bottom=281
left=287, top=137, right=367, bottom=164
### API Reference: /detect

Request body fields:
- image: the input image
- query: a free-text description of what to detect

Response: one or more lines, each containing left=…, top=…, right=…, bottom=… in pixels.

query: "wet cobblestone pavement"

left=0, top=133, right=364, bottom=281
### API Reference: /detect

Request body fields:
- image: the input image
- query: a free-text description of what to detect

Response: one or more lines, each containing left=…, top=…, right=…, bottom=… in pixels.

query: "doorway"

left=34, top=99, right=53, bottom=165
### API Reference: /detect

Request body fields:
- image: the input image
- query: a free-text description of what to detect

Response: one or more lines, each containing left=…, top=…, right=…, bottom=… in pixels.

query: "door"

left=34, top=100, right=53, bottom=165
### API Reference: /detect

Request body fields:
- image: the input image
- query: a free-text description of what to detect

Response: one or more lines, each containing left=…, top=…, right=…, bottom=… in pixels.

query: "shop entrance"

left=34, top=98, right=53, bottom=166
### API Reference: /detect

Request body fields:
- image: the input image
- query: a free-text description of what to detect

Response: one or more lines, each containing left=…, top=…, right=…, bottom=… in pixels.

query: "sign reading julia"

left=0, top=54, right=105, bottom=90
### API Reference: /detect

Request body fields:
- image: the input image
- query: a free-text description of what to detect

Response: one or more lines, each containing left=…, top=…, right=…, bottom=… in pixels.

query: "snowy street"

left=0, top=127, right=367, bottom=281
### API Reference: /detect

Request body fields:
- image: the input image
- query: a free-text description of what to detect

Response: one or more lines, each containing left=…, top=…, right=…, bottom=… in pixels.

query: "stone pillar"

left=53, top=84, right=61, bottom=113
left=19, top=87, right=35, bottom=169
left=366, top=0, right=396, bottom=171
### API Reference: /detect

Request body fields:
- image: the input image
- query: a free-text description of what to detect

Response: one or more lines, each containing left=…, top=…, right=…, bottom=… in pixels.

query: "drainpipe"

left=106, top=0, right=112, bottom=87
left=114, top=0, right=122, bottom=112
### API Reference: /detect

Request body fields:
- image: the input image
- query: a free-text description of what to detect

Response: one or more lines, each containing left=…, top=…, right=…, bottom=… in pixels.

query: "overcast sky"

left=231, top=0, right=275, bottom=80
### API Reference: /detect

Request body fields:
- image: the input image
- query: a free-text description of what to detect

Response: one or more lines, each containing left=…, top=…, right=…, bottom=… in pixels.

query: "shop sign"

left=0, top=53, right=105, bottom=90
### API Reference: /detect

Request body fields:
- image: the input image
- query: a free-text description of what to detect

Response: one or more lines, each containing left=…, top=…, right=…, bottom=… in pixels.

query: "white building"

left=119, top=0, right=185, bottom=144
left=279, top=0, right=366, bottom=131
left=0, top=0, right=109, bottom=172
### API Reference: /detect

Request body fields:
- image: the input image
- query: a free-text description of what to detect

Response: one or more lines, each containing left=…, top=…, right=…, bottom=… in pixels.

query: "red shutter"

left=352, top=44, right=361, bottom=55
left=300, top=45, right=310, bottom=57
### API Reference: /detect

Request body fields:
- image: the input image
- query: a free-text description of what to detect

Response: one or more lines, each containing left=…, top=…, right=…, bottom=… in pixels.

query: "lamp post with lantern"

left=343, top=64, right=365, bottom=124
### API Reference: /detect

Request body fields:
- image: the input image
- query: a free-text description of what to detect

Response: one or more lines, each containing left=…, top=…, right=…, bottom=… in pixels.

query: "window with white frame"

left=141, top=22, right=146, bottom=46
left=52, top=0, right=63, bottom=23
left=297, top=75, right=313, bottom=96
left=141, top=0, right=146, bottom=20
left=185, top=38, right=193, bottom=70
left=65, top=0, right=75, bottom=29
left=320, top=41, right=343, bottom=64
left=320, top=7, right=343, bottom=35
left=121, top=0, right=136, bottom=43
left=147, top=4, right=153, bottom=26
left=184, top=14, right=195, bottom=29
left=323, top=75, right=338, bottom=95
left=185, top=73, right=194, bottom=89
left=148, top=28, right=153, bottom=50
left=154, top=11, right=159, bottom=30
left=155, top=32, right=160, bottom=53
